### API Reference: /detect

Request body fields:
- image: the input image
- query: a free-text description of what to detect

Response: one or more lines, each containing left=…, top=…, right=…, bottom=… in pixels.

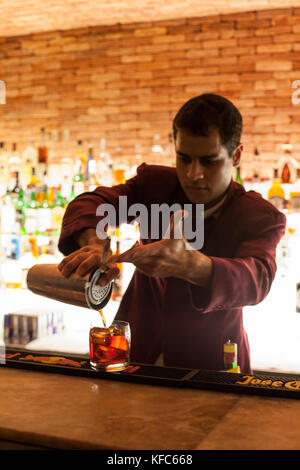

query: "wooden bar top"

left=1, top=366, right=300, bottom=450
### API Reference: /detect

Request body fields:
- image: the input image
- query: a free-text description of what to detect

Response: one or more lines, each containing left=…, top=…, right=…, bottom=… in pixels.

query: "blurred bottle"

left=268, top=169, right=285, bottom=210
left=290, top=168, right=300, bottom=212
left=85, top=144, right=98, bottom=190
left=61, top=174, right=72, bottom=201
left=10, top=171, right=22, bottom=202
left=37, top=128, right=48, bottom=182
left=113, top=146, right=126, bottom=184
left=98, top=138, right=113, bottom=186
left=235, top=166, right=244, bottom=186
left=37, top=181, right=51, bottom=233
left=73, top=160, right=85, bottom=196
left=74, top=139, right=87, bottom=168
left=14, top=188, right=26, bottom=234
left=24, top=184, right=38, bottom=235
left=51, top=188, right=65, bottom=231
left=1, top=191, right=16, bottom=234
left=8, top=143, right=21, bottom=191
left=0, top=142, right=8, bottom=197
left=73, top=140, right=86, bottom=196
left=20, top=241, right=37, bottom=288
left=22, top=142, right=37, bottom=188
left=149, top=134, right=165, bottom=165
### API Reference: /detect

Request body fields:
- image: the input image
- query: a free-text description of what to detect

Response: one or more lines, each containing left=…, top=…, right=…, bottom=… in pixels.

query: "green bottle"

left=14, top=188, right=26, bottom=234
left=235, top=166, right=244, bottom=186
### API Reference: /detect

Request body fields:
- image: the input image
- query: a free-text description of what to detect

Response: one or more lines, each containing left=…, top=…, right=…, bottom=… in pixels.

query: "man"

left=58, top=94, right=286, bottom=373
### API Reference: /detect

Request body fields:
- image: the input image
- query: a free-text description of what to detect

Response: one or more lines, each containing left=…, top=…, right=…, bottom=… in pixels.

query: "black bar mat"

left=2, top=347, right=300, bottom=399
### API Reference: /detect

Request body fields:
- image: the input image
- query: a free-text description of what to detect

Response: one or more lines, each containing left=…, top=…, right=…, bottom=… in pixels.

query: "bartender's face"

left=175, top=128, right=242, bottom=206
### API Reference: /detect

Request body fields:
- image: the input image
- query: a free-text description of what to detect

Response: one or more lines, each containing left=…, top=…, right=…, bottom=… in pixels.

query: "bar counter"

left=1, top=366, right=300, bottom=450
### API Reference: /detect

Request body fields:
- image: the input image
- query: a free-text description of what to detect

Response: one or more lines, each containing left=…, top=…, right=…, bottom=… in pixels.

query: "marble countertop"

left=1, top=366, right=300, bottom=450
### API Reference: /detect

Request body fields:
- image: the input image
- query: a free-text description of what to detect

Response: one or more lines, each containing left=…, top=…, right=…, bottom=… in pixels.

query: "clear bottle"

left=37, top=183, right=52, bottom=233
left=0, top=142, right=8, bottom=197
left=22, top=142, right=37, bottom=189
left=113, top=146, right=126, bottom=185
left=1, top=191, right=16, bottom=234
left=37, top=128, right=48, bottom=182
left=14, top=188, right=26, bottom=234
left=149, top=134, right=165, bottom=165
left=290, top=168, right=300, bottom=212
left=51, top=188, right=66, bottom=231
left=85, top=144, right=98, bottom=190
left=73, top=160, right=85, bottom=196
left=10, top=171, right=22, bottom=202
left=98, top=138, right=113, bottom=186
left=8, top=143, right=21, bottom=191
left=24, top=185, right=39, bottom=235
left=268, top=169, right=285, bottom=210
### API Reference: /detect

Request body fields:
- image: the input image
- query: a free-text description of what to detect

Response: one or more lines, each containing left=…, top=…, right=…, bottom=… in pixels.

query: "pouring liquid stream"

left=98, top=309, right=107, bottom=329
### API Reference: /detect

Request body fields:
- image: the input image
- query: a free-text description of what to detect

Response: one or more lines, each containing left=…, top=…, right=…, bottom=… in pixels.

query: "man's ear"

left=232, top=143, right=243, bottom=167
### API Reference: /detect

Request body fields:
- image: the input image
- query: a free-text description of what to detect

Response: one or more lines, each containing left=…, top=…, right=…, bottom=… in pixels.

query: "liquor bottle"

left=51, top=188, right=66, bottom=231
left=0, top=142, right=8, bottom=197
left=24, top=185, right=38, bottom=235
left=290, top=168, right=300, bottom=212
left=73, top=161, right=85, bottom=196
left=22, top=142, right=37, bottom=188
left=1, top=191, right=16, bottom=234
left=37, top=184, right=52, bottom=233
left=14, top=188, right=26, bottom=234
left=8, top=143, right=21, bottom=191
left=10, top=171, right=22, bottom=201
left=268, top=169, right=285, bottom=210
left=113, top=146, right=126, bottom=185
left=61, top=175, right=72, bottom=201
left=27, top=167, right=38, bottom=189
left=149, top=134, right=165, bottom=165
left=235, top=166, right=244, bottom=186
left=85, top=145, right=98, bottom=190
left=98, top=138, right=113, bottom=186
left=37, top=128, right=48, bottom=182
left=68, top=184, right=76, bottom=203
left=74, top=139, right=87, bottom=168
left=252, top=147, right=260, bottom=182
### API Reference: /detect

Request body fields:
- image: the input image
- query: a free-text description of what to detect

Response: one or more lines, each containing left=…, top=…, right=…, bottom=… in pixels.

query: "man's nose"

left=186, top=160, right=205, bottom=180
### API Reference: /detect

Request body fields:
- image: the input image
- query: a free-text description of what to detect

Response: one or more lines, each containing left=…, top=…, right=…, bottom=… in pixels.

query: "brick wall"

left=1, top=7, right=300, bottom=178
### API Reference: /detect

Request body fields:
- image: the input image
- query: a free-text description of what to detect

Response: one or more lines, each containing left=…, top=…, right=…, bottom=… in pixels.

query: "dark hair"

left=173, top=93, right=243, bottom=156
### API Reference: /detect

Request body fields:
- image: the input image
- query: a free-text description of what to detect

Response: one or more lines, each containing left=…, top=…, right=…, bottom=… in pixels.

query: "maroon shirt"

left=59, top=164, right=286, bottom=373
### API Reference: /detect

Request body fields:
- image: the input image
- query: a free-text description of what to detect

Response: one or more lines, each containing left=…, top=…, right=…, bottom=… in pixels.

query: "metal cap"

left=85, top=268, right=113, bottom=310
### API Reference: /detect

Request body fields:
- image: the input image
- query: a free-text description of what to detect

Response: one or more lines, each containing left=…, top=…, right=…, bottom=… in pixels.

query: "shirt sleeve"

left=189, top=209, right=286, bottom=313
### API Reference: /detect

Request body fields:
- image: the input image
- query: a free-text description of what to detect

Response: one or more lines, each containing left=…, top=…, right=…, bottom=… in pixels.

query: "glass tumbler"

left=89, top=320, right=131, bottom=372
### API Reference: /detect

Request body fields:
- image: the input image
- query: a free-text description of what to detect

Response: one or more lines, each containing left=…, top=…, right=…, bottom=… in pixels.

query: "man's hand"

left=108, top=211, right=213, bottom=287
left=58, top=230, right=120, bottom=286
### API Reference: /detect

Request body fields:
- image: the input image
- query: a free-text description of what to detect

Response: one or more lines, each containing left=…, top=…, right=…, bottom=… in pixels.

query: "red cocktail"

left=89, top=320, right=130, bottom=371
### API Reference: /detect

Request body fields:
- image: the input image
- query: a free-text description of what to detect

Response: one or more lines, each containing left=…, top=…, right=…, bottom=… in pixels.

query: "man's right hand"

left=58, top=230, right=120, bottom=286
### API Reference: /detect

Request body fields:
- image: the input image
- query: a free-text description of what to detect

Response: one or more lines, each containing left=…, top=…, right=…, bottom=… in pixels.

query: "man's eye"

left=202, top=159, right=218, bottom=166
left=177, top=154, right=190, bottom=163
